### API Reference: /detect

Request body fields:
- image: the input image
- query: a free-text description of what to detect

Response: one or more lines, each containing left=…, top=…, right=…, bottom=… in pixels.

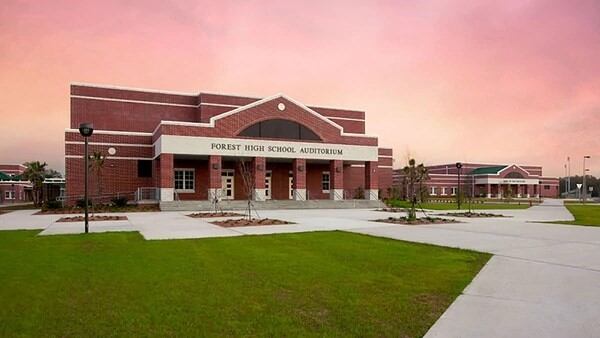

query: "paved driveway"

left=1, top=200, right=599, bottom=337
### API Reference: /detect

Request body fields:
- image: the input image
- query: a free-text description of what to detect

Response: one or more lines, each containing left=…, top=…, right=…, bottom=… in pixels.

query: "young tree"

left=22, top=161, right=47, bottom=207
left=89, top=151, right=107, bottom=204
left=402, top=159, right=429, bottom=220
left=238, top=159, right=257, bottom=221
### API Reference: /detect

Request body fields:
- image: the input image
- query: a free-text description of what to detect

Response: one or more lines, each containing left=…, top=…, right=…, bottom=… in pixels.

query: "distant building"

left=394, top=163, right=559, bottom=198
left=0, top=164, right=32, bottom=204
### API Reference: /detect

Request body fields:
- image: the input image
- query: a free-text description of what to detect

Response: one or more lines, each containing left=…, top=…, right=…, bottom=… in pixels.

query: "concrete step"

left=160, top=199, right=384, bottom=211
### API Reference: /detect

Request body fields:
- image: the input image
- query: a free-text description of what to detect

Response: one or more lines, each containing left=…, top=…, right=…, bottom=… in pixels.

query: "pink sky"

left=1, top=0, right=599, bottom=177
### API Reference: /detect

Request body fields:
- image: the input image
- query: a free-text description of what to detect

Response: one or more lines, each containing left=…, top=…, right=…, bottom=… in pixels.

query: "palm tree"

left=402, top=159, right=429, bottom=220
left=22, top=161, right=47, bottom=207
left=89, top=151, right=106, bottom=203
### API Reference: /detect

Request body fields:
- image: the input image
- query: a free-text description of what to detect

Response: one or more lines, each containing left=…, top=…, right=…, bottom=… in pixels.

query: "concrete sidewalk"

left=350, top=199, right=600, bottom=338
left=1, top=199, right=599, bottom=337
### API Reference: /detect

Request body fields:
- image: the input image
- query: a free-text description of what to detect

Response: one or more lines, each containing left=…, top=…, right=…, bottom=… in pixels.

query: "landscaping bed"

left=37, top=205, right=159, bottom=214
left=375, top=216, right=458, bottom=225
left=56, top=215, right=128, bottom=222
left=187, top=212, right=244, bottom=218
left=376, top=207, right=409, bottom=213
left=212, top=218, right=293, bottom=227
left=440, top=212, right=508, bottom=218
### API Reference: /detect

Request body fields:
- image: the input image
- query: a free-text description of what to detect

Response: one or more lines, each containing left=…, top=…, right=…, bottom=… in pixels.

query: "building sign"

left=156, top=135, right=378, bottom=161
left=476, top=177, right=539, bottom=185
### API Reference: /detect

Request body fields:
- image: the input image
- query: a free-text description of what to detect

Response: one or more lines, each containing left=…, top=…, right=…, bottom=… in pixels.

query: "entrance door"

left=265, top=171, right=272, bottom=200
left=289, top=171, right=294, bottom=199
left=221, top=169, right=234, bottom=200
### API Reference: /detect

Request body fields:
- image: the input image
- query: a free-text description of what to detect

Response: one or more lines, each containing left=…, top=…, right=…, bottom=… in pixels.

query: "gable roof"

left=155, top=93, right=376, bottom=138
left=469, top=165, right=507, bottom=175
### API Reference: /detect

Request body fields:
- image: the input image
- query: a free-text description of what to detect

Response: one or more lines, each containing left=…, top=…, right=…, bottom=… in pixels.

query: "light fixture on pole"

left=567, top=156, right=571, bottom=194
left=456, top=162, right=462, bottom=210
left=78, top=122, right=94, bottom=233
left=583, top=155, right=591, bottom=204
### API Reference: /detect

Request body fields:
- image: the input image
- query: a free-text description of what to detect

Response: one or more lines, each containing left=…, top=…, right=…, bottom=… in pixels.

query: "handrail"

left=57, top=191, right=135, bottom=202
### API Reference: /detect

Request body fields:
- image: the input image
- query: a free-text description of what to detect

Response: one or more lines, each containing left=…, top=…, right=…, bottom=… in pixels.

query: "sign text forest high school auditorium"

left=64, top=83, right=393, bottom=204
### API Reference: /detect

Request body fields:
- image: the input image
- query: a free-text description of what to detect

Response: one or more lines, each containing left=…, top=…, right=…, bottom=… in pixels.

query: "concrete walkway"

left=1, top=200, right=599, bottom=337
left=350, top=199, right=600, bottom=338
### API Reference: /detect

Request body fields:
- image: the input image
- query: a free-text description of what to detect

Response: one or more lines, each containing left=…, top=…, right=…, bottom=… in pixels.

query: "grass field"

left=387, top=199, right=532, bottom=210
left=555, top=204, right=600, bottom=227
left=0, top=230, right=489, bottom=337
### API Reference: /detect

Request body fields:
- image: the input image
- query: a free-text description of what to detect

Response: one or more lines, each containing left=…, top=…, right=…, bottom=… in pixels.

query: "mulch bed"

left=37, top=205, right=160, bottom=215
left=374, top=216, right=459, bottom=225
left=376, top=207, right=409, bottom=213
left=187, top=212, right=244, bottom=218
left=56, top=215, right=128, bottom=222
left=212, top=218, right=293, bottom=227
left=440, top=212, right=508, bottom=218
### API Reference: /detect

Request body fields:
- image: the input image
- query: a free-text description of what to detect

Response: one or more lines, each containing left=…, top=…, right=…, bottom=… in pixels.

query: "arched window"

left=238, top=119, right=321, bottom=141
left=505, top=172, right=524, bottom=178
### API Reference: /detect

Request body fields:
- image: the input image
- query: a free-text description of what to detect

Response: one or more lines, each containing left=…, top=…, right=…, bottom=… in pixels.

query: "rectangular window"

left=441, top=187, right=446, bottom=195
left=430, top=187, right=436, bottom=195
left=544, top=185, right=550, bottom=190
left=174, top=169, right=195, bottom=192
left=322, top=172, right=330, bottom=192
left=138, top=160, right=153, bottom=178
left=451, top=187, right=457, bottom=195
left=5, top=191, right=15, bottom=200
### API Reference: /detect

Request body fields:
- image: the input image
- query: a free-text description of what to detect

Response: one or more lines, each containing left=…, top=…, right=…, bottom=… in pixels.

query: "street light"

left=456, top=162, right=463, bottom=210
left=583, top=155, right=591, bottom=204
left=79, top=122, right=94, bottom=233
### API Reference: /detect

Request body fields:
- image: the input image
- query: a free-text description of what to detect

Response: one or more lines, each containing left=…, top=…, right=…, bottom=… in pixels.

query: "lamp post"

left=583, top=155, right=591, bottom=204
left=79, top=123, right=94, bottom=233
left=456, top=162, right=462, bottom=210
left=567, top=156, right=571, bottom=195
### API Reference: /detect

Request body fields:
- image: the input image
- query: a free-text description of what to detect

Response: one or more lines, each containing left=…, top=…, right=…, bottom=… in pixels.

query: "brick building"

left=0, top=164, right=32, bottom=204
left=65, top=83, right=393, bottom=206
left=393, top=163, right=559, bottom=199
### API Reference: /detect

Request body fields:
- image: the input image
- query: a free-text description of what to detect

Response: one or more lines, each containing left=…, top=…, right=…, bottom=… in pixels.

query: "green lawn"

left=0, top=230, right=489, bottom=337
left=387, top=199, right=532, bottom=210
left=555, top=204, right=600, bottom=227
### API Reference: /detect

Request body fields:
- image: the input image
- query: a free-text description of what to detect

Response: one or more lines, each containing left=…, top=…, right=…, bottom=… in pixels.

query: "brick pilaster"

left=330, top=160, right=344, bottom=200
left=292, top=158, right=306, bottom=200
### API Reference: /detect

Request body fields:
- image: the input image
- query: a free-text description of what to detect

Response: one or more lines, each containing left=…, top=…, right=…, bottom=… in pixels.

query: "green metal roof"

left=469, top=165, right=507, bottom=175
left=0, top=171, right=11, bottom=180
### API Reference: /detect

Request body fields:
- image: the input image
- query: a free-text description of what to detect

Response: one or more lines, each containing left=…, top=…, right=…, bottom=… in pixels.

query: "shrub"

left=111, top=196, right=129, bottom=208
left=43, top=200, right=62, bottom=210
left=75, top=199, right=92, bottom=208
left=354, top=186, right=365, bottom=199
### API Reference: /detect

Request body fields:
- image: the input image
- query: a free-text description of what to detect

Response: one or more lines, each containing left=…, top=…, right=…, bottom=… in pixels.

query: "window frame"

left=238, top=119, right=321, bottom=141
left=4, top=190, right=15, bottom=200
left=451, top=187, right=457, bottom=195
left=174, top=168, right=195, bottom=193
left=322, top=171, right=331, bottom=193
left=430, top=186, right=436, bottom=195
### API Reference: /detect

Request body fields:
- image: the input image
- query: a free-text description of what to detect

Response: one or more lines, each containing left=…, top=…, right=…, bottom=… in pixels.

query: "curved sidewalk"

left=350, top=199, right=600, bottom=338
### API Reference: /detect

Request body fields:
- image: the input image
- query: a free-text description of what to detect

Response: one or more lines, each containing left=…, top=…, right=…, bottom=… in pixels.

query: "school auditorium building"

left=393, top=163, right=559, bottom=198
left=64, top=83, right=393, bottom=206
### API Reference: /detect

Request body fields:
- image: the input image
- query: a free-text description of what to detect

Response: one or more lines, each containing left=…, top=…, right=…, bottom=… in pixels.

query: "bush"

left=43, top=200, right=62, bottom=210
left=75, top=199, right=92, bottom=208
left=354, top=186, right=365, bottom=199
left=111, top=196, right=129, bottom=207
